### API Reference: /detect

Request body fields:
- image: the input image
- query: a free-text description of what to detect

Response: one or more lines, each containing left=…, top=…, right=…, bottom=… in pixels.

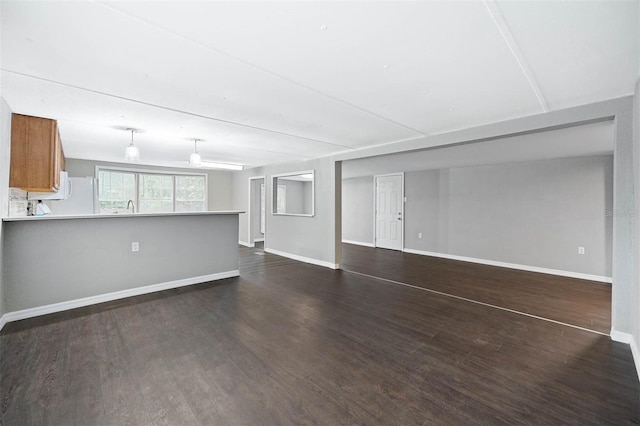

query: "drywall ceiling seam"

left=1, top=68, right=347, bottom=154
left=96, top=0, right=427, bottom=138
left=483, top=0, right=550, bottom=113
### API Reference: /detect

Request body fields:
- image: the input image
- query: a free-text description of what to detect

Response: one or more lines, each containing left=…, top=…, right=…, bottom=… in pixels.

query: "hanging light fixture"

left=189, top=138, right=202, bottom=167
left=124, top=128, right=140, bottom=162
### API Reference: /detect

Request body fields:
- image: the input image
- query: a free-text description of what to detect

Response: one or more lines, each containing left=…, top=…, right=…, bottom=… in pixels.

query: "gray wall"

left=343, top=156, right=613, bottom=277
left=303, top=180, right=313, bottom=214
left=233, top=156, right=339, bottom=266
left=404, top=170, right=442, bottom=251
left=65, top=158, right=234, bottom=211
left=276, top=179, right=309, bottom=215
left=410, top=156, right=613, bottom=276
left=0, top=98, right=12, bottom=319
left=3, top=214, right=239, bottom=312
left=342, top=176, right=374, bottom=244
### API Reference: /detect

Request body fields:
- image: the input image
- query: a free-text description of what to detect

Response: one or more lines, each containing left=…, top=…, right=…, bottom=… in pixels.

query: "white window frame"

left=95, top=165, right=208, bottom=213
left=271, top=169, right=315, bottom=217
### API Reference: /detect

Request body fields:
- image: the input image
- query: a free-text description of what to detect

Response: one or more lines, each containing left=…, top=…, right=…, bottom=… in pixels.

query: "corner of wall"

left=0, top=97, right=14, bottom=322
left=630, top=334, right=640, bottom=382
left=631, top=76, right=640, bottom=381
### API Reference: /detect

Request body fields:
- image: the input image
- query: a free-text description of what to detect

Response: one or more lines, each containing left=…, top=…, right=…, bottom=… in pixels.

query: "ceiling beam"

left=483, top=0, right=550, bottom=113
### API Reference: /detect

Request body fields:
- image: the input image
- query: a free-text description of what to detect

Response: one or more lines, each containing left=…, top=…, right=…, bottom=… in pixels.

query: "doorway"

left=248, top=176, right=266, bottom=247
left=374, top=173, right=404, bottom=251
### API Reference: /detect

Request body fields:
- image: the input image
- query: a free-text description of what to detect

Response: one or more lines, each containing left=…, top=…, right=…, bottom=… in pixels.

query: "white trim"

left=403, top=248, right=613, bottom=284
left=0, top=271, right=239, bottom=329
left=272, top=212, right=314, bottom=217
left=238, top=240, right=252, bottom=247
left=374, top=172, right=404, bottom=251
left=630, top=335, right=640, bottom=382
left=248, top=175, right=266, bottom=246
left=271, top=169, right=315, bottom=217
left=0, top=314, right=7, bottom=332
left=265, top=248, right=339, bottom=269
left=254, top=238, right=264, bottom=242
left=342, top=239, right=375, bottom=248
left=610, top=329, right=632, bottom=344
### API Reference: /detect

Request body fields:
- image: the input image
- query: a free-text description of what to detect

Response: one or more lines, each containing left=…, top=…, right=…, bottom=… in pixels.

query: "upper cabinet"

left=10, top=113, right=66, bottom=192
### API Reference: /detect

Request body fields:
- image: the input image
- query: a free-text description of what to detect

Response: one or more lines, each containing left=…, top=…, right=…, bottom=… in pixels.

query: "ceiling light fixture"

left=124, top=128, right=141, bottom=162
left=189, top=138, right=202, bottom=167
left=199, top=161, right=243, bottom=171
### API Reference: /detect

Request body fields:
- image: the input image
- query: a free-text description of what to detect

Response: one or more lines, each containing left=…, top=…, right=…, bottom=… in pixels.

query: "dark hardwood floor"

left=1, top=243, right=637, bottom=425
left=342, top=243, right=612, bottom=334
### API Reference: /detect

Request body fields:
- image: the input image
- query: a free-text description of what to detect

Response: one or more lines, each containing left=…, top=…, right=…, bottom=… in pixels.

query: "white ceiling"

left=0, top=1, right=636, bottom=170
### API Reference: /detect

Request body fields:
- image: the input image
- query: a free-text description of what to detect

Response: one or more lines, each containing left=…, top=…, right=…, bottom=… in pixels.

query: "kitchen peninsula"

left=1, top=211, right=242, bottom=324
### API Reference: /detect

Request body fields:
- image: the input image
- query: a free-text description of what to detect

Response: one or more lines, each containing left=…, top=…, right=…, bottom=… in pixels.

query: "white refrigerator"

left=47, top=177, right=96, bottom=215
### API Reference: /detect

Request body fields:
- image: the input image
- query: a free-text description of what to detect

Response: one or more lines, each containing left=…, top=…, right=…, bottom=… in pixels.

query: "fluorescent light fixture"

left=200, top=161, right=244, bottom=171
left=124, top=128, right=141, bottom=162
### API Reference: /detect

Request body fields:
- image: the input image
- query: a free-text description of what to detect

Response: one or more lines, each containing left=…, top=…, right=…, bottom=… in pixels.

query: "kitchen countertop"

left=2, top=210, right=245, bottom=222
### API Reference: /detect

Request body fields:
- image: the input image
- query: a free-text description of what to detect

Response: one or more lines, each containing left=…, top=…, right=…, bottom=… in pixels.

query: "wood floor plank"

left=342, top=243, right=612, bottom=333
left=0, top=243, right=637, bottom=425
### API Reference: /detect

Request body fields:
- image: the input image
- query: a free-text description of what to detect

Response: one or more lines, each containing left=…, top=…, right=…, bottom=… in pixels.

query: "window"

left=139, top=173, right=174, bottom=213
left=97, top=170, right=136, bottom=211
left=175, top=175, right=207, bottom=212
left=97, top=168, right=207, bottom=214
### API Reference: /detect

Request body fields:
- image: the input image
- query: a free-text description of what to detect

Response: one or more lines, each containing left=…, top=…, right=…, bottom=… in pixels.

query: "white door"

left=375, top=174, right=403, bottom=251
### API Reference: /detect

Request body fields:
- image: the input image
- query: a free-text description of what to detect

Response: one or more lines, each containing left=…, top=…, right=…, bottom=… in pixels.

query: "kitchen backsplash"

left=8, top=188, right=28, bottom=216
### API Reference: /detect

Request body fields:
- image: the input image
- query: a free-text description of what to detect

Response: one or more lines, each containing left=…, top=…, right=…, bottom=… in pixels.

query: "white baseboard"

left=0, top=270, right=239, bottom=330
left=631, top=335, right=640, bottom=382
left=254, top=238, right=264, bottom=242
left=610, top=329, right=632, bottom=344
left=342, top=239, right=375, bottom=248
left=265, top=248, right=339, bottom=269
left=238, top=240, right=252, bottom=247
left=610, top=329, right=639, bottom=380
left=403, top=248, right=612, bottom=284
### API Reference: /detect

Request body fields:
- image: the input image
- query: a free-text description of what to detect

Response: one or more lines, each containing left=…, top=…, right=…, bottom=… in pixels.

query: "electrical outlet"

left=418, top=232, right=423, bottom=239
left=132, top=242, right=139, bottom=252
left=578, top=246, right=585, bottom=255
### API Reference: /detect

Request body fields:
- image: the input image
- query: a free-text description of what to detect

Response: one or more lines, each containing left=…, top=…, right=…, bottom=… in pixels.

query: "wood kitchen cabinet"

left=10, top=113, right=66, bottom=192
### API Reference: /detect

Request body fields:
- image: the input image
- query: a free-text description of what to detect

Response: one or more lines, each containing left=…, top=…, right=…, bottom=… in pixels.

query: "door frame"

left=248, top=175, right=266, bottom=248
left=373, top=172, right=405, bottom=251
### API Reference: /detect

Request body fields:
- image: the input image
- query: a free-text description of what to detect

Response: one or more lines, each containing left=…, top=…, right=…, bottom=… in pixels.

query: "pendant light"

left=124, top=128, right=140, bottom=162
left=189, top=138, right=202, bottom=167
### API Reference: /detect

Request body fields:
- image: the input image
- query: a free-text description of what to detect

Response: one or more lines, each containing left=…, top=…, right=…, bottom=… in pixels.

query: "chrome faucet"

left=126, top=199, right=135, bottom=214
